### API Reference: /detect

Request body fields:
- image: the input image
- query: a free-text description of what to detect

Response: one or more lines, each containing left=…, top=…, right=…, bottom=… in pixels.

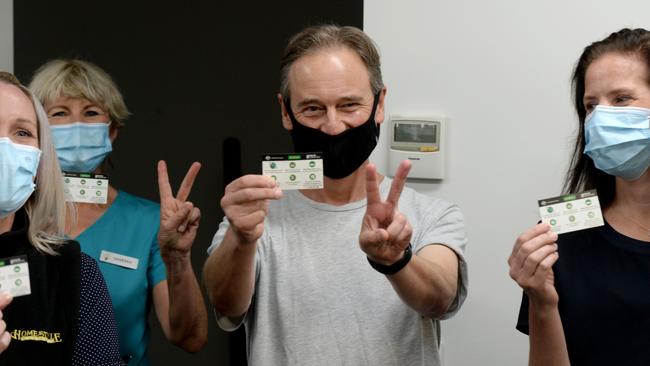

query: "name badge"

left=538, top=189, right=604, bottom=234
left=99, top=250, right=139, bottom=270
left=262, top=152, right=324, bottom=190
left=63, top=172, right=109, bottom=204
left=0, top=255, right=31, bottom=297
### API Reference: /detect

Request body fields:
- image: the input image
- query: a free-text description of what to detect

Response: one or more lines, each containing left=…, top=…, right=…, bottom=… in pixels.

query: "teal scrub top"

left=76, top=191, right=167, bottom=366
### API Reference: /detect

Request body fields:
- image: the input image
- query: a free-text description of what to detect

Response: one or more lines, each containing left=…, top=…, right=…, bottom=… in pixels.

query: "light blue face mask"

left=0, top=138, right=41, bottom=218
left=50, top=122, right=112, bottom=173
left=584, top=105, right=650, bottom=180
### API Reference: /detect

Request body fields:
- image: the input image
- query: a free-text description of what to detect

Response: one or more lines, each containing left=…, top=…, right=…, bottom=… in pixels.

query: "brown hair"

left=564, top=28, right=650, bottom=207
left=279, top=24, right=383, bottom=97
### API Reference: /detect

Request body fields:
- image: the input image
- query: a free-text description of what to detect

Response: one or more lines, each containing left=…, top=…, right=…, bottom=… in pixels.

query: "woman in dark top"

left=508, top=28, right=650, bottom=366
left=0, top=71, right=124, bottom=365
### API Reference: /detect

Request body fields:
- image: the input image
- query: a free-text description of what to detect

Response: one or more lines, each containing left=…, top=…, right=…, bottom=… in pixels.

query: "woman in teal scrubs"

left=29, top=59, right=207, bottom=365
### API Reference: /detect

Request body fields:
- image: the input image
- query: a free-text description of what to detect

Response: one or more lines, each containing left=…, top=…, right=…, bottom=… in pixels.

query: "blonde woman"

left=0, top=71, right=124, bottom=364
left=29, top=59, right=207, bottom=365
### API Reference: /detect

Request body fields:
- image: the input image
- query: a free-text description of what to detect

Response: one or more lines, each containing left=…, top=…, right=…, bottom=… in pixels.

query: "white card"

left=0, top=255, right=31, bottom=297
left=262, top=152, right=324, bottom=190
left=538, top=189, right=604, bottom=234
left=99, top=250, right=139, bottom=270
left=63, top=172, right=109, bottom=204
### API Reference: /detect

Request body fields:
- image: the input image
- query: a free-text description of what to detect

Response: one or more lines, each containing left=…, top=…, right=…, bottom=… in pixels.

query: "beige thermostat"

left=389, top=115, right=446, bottom=179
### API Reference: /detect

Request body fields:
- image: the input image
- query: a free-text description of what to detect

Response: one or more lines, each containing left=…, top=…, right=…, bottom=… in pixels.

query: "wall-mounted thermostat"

left=388, top=115, right=446, bottom=179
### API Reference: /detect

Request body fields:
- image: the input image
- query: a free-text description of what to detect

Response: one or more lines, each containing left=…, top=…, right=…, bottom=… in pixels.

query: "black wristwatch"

left=367, top=243, right=413, bottom=275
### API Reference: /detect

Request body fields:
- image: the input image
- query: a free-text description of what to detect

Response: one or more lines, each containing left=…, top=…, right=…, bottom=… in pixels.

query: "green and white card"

left=0, top=255, right=31, bottom=297
left=538, top=189, right=604, bottom=234
left=262, top=152, right=323, bottom=190
left=63, top=172, right=109, bottom=204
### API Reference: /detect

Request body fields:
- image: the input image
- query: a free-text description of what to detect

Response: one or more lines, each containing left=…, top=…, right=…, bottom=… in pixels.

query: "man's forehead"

left=287, top=47, right=373, bottom=101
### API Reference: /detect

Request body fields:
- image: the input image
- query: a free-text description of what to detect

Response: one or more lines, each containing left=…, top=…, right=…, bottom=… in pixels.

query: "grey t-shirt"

left=207, top=177, right=468, bottom=366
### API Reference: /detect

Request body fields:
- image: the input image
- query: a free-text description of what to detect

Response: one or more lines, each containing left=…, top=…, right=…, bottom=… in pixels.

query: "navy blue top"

left=517, top=221, right=650, bottom=366
left=72, top=252, right=124, bottom=365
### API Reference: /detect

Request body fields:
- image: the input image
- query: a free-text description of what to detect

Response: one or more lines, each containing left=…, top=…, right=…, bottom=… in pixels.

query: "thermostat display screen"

left=394, top=123, right=437, bottom=143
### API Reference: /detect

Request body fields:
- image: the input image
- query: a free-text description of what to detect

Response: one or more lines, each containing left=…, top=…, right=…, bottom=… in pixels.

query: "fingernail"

left=275, top=189, right=282, bottom=198
left=178, top=225, right=186, bottom=232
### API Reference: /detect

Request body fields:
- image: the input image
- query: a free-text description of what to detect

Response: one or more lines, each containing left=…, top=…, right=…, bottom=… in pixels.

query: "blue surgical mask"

left=584, top=105, right=650, bottom=180
left=50, top=122, right=112, bottom=173
left=0, top=138, right=41, bottom=218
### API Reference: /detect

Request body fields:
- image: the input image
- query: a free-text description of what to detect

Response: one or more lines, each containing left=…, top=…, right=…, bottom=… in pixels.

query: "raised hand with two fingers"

left=157, top=160, right=202, bottom=258
left=359, top=160, right=413, bottom=266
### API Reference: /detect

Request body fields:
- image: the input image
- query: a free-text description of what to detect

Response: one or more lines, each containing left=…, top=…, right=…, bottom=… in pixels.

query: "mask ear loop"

left=282, top=97, right=300, bottom=127
left=283, top=93, right=382, bottom=129
left=369, top=92, right=381, bottom=139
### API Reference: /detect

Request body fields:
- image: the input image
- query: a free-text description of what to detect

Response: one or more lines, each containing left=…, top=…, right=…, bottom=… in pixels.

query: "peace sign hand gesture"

left=359, top=160, right=413, bottom=265
left=157, top=160, right=202, bottom=259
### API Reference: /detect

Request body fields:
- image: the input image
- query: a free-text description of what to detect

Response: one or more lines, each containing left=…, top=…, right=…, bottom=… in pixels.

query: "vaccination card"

left=262, top=152, right=323, bottom=190
left=0, top=255, right=31, bottom=298
left=63, top=172, right=109, bottom=204
left=538, top=189, right=604, bottom=235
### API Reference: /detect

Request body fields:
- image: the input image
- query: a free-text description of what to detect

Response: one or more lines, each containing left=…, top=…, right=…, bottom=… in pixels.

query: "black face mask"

left=284, top=93, right=381, bottom=179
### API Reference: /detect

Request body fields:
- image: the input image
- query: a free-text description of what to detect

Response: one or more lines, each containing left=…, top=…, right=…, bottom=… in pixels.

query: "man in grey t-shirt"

left=203, top=24, right=468, bottom=366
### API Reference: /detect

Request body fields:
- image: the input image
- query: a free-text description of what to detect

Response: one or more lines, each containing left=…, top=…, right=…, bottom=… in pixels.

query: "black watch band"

left=367, top=243, right=413, bottom=275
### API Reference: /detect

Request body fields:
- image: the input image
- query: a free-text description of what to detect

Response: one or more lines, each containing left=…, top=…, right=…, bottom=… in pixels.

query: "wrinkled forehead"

left=287, top=47, right=373, bottom=100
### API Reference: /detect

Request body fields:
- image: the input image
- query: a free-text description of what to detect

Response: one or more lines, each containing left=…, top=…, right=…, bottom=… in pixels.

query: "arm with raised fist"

left=360, top=161, right=460, bottom=318
left=509, top=224, right=569, bottom=366
left=203, top=175, right=282, bottom=320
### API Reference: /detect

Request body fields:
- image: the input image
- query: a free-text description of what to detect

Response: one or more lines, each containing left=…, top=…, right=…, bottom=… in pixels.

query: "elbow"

left=212, top=295, right=248, bottom=319
left=420, top=289, right=456, bottom=319
left=205, top=279, right=249, bottom=319
left=171, top=329, right=208, bottom=353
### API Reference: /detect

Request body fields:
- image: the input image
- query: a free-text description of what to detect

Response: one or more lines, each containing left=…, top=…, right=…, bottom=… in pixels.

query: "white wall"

left=366, top=1, right=650, bottom=365
left=0, top=0, right=12, bottom=73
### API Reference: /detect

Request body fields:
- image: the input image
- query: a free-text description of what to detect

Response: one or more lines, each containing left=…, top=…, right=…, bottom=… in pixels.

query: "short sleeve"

left=72, top=254, right=125, bottom=366
left=147, top=234, right=167, bottom=288
left=416, top=203, right=468, bottom=319
left=516, top=291, right=530, bottom=335
left=207, top=217, right=231, bottom=256
left=207, top=217, right=261, bottom=331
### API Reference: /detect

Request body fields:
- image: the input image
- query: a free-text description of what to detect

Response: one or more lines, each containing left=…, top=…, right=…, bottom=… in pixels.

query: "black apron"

left=0, top=209, right=80, bottom=365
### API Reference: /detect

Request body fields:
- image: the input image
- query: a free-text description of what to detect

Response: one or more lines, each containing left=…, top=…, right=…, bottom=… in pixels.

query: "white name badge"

left=0, top=255, right=31, bottom=297
left=262, top=152, right=324, bottom=190
left=63, top=172, right=109, bottom=204
left=538, top=189, right=605, bottom=235
left=99, top=250, right=139, bottom=270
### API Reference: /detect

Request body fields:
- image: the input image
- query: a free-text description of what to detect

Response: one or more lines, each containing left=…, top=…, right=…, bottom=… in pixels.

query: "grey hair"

left=0, top=72, right=69, bottom=255
left=279, top=24, right=383, bottom=97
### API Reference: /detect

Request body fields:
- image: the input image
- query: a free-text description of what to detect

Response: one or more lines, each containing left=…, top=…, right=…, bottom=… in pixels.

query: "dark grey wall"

left=14, top=1, right=362, bottom=365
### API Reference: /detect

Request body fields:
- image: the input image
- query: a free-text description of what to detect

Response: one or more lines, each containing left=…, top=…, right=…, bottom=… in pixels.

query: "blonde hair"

left=0, top=72, right=68, bottom=255
left=29, top=59, right=130, bottom=128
